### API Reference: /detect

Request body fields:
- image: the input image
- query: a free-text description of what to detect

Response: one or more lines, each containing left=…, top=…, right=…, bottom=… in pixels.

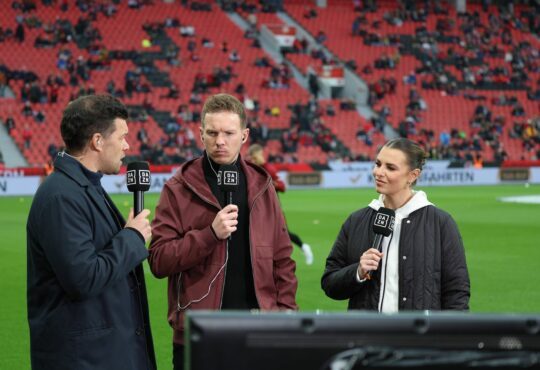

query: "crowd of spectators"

left=340, top=0, right=540, bottom=162
left=1, top=0, right=245, bottom=166
left=1, top=0, right=539, bottom=167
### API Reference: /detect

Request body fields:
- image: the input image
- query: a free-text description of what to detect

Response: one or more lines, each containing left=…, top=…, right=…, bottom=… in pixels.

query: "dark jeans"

left=288, top=231, right=303, bottom=248
left=173, top=344, right=184, bottom=370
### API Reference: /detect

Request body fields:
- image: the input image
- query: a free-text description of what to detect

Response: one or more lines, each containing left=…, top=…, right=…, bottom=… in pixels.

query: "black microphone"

left=217, top=164, right=239, bottom=206
left=126, top=161, right=151, bottom=216
left=217, top=164, right=239, bottom=240
left=366, top=207, right=395, bottom=279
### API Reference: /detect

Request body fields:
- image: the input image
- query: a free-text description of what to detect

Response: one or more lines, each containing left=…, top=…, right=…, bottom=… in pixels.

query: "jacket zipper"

left=397, top=216, right=406, bottom=310
left=247, top=177, right=272, bottom=308
left=219, top=241, right=229, bottom=309
left=178, top=180, right=226, bottom=311
left=176, top=273, right=182, bottom=311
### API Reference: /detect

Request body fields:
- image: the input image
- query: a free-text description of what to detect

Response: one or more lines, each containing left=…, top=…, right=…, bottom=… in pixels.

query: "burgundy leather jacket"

left=149, top=156, right=298, bottom=344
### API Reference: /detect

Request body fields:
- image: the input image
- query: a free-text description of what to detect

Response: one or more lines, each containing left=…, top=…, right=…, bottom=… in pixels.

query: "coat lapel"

left=86, top=186, right=120, bottom=232
left=53, top=153, right=120, bottom=232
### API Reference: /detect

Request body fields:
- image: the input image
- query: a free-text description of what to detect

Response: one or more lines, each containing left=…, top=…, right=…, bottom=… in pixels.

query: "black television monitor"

left=185, top=311, right=540, bottom=370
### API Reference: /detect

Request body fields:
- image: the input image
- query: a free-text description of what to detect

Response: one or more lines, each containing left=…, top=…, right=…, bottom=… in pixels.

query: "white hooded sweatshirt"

left=368, top=190, right=433, bottom=313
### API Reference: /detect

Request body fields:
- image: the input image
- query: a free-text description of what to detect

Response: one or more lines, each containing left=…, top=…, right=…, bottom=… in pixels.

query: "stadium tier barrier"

left=1, top=162, right=540, bottom=196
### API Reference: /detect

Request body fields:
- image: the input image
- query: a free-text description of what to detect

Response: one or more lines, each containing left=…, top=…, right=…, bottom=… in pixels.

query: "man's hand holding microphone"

left=211, top=205, right=238, bottom=240
left=126, top=162, right=152, bottom=243
left=126, top=208, right=152, bottom=243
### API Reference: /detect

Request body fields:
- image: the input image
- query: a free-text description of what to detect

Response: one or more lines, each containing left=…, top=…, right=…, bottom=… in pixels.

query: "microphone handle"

left=225, top=192, right=233, bottom=240
left=134, top=191, right=144, bottom=216
left=373, top=233, right=384, bottom=252
left=366, top=233, right=384, bottom=280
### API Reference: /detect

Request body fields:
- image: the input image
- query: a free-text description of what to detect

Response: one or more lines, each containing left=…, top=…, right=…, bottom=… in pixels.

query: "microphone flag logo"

left=223, top=171, right=238, bottom=186
left=374, top=213, right=389, bottom=228
left=374, top=213, right=394, bottom=231
left=217, top=170, right=238, bottom=186
left=139, top=170, right=151, bottom=185
left=126, top=170, right=151, bottom=186
left=126, top=170, right=136, bottom=186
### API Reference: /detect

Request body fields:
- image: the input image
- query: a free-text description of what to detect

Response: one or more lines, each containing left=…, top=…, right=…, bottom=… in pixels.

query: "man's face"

left=201, top=111, right=248, bottom=165
left=248, top=149, right=264, bottom=166
left=99, top=118, right=129, bottom=174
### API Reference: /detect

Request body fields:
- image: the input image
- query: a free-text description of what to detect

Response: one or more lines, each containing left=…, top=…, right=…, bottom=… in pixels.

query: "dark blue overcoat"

left=27, top=154, right=156, bottom=370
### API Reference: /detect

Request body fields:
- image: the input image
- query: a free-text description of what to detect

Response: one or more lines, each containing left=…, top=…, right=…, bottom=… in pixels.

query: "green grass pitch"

left=1, top=184, right=539, bottom=368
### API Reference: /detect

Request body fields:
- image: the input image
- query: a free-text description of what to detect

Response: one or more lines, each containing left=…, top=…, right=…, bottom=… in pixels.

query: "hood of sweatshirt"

left=368, top=190, right=433, bottom=220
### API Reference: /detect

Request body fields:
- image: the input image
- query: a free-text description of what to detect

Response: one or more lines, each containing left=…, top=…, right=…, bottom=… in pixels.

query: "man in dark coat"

left=26, top=94, right=156, bottom=370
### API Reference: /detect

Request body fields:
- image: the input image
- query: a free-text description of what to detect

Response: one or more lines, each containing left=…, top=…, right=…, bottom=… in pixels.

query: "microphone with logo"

left=126, top=161, right=151, bottom=216
left=366, top=207, right=395, bottom=280
left=217, top=164, right=239, bottom=239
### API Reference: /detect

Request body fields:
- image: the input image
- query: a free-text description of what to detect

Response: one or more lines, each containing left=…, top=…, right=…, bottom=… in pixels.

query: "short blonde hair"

left=201, top=93, right=247, bottom=129
left=248, top=143, right=263, bottom=158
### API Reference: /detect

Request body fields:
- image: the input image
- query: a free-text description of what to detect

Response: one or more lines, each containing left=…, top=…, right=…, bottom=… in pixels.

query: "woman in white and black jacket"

left=322, top=138, right=470, bottom=311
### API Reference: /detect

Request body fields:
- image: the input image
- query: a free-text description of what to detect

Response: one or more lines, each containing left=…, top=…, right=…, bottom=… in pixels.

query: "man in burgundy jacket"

left=149, top=94, right=298, bottom=370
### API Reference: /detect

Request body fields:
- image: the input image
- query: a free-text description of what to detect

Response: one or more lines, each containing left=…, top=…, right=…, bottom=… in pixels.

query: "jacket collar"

left=368, top=190, right=433, bottom=220
left=178, top=153, right=272, bottom=208
left=53, top=152, right=122, bottom=227
left=53, top=152, right=93, bottom=188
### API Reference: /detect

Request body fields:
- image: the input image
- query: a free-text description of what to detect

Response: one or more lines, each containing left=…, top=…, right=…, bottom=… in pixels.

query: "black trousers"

left=173, top=344, right=184, bottom=370
left=288, top=231, right=303, bottom=248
